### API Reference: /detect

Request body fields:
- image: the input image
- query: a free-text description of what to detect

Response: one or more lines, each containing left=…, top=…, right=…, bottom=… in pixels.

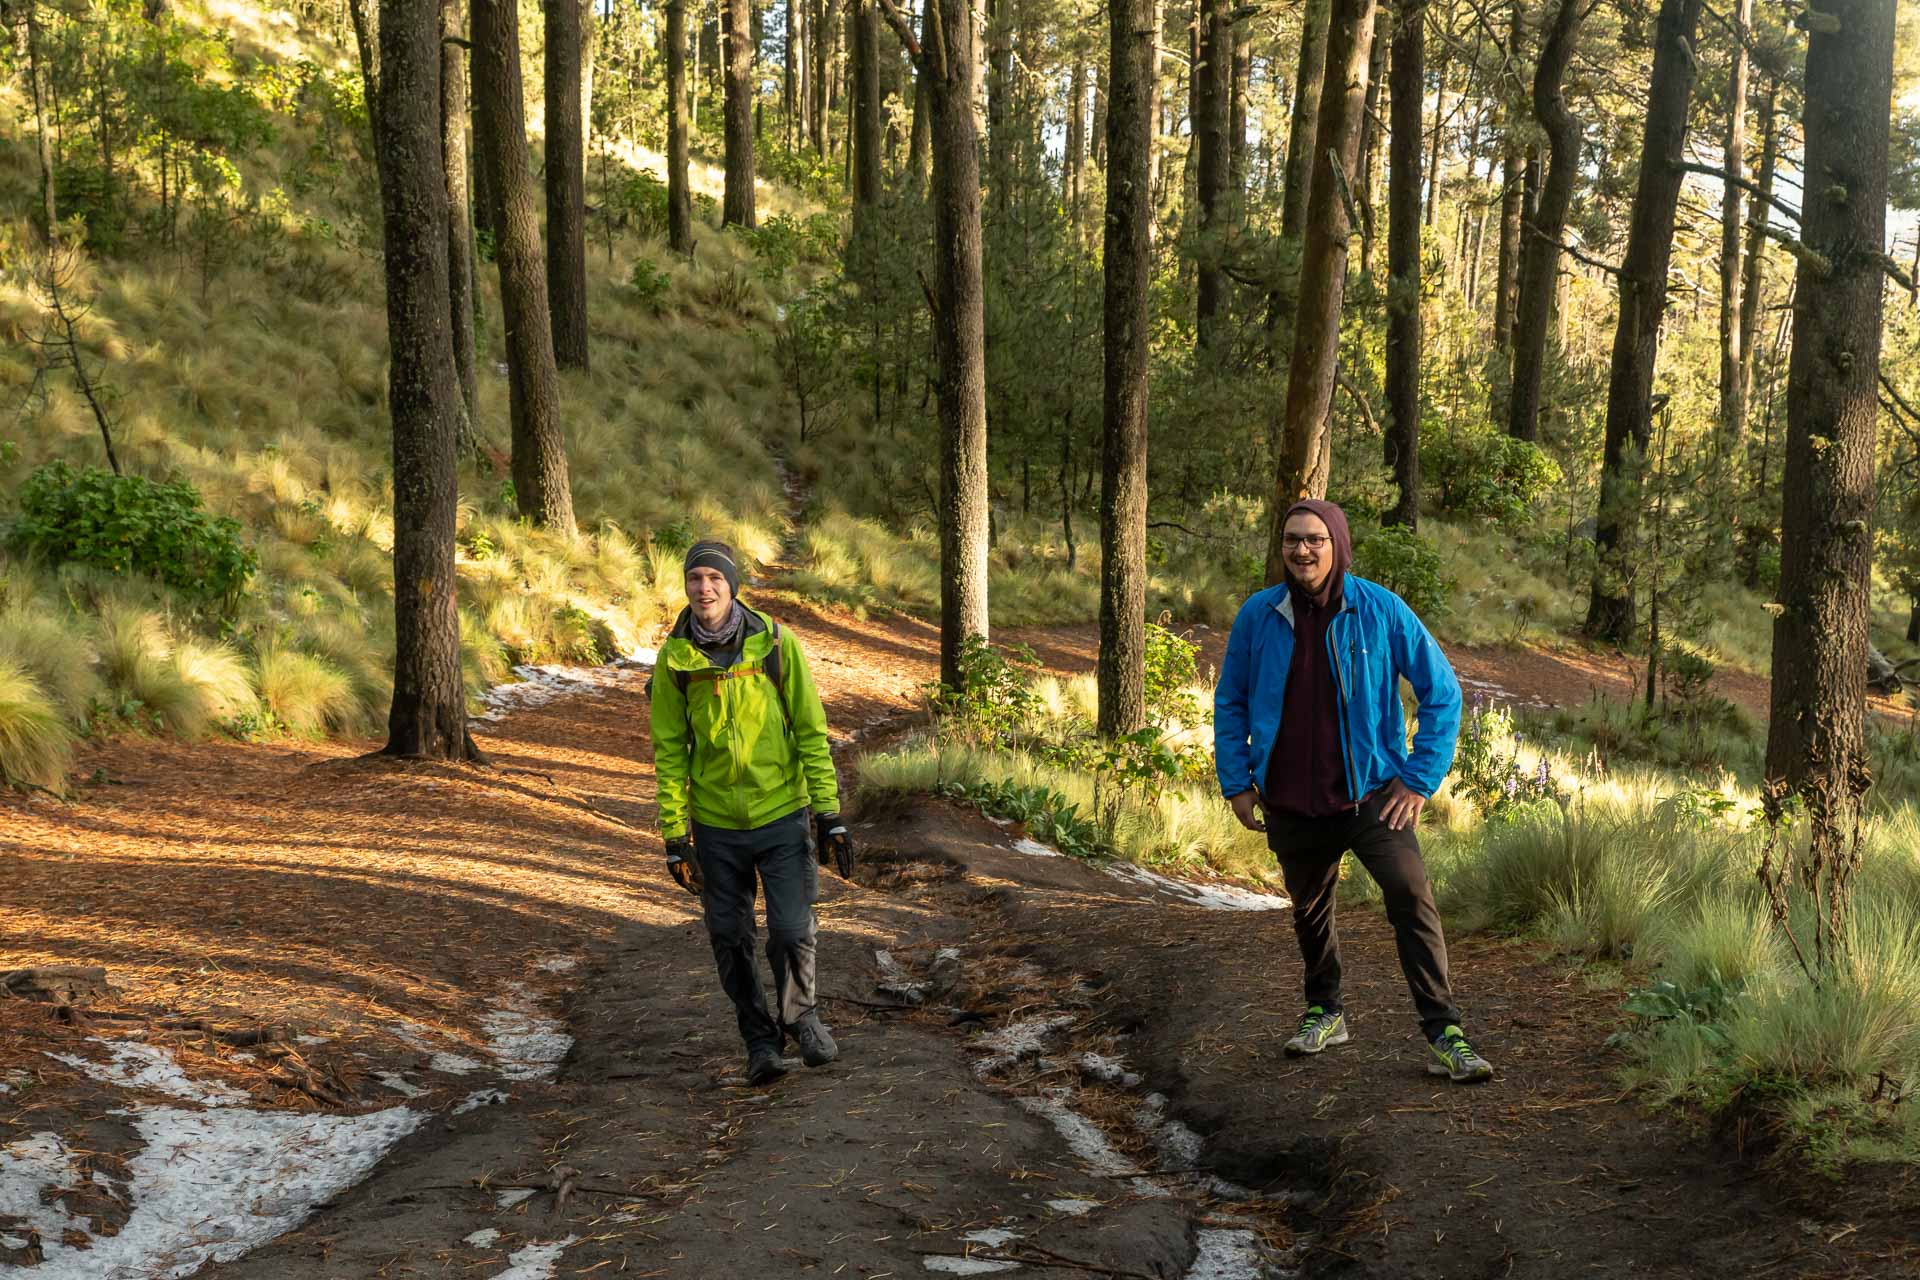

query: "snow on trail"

left=1002, top=838, right=1290, bottom=911
left=475, top=654, right=656, bottom=723
left=486, top=1235, right=578, bottom=1280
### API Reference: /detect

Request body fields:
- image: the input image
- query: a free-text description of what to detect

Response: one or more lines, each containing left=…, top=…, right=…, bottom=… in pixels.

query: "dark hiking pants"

left=692, top=809, right=818, bottom=1054
left=1266, top=787, right=1463, bottom=1041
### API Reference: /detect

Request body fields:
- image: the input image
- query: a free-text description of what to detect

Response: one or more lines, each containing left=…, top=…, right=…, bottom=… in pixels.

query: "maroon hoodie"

left=1264, top=499, right=1354, bottom=818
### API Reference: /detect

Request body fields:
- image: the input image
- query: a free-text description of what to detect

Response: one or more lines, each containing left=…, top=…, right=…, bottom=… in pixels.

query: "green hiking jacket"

left=649, top=608, right=840, bottom=839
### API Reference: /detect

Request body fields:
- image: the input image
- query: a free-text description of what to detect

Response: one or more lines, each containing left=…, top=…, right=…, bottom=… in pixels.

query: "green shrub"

left=0, top=660, right=77, bottom=789
left=1353, top=525, right=1453, bottom=619
left=10, top=462, right=256, bottom=608
left=925, top=635, right=1040, bottom=747
left=628, top=257, right=672, bottom=311
left=1424, top=432, right=1562, bottom=526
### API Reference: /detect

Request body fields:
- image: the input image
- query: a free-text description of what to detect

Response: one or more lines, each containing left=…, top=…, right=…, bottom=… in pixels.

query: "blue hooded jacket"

left=1213, top=575, right=1462, bottom=804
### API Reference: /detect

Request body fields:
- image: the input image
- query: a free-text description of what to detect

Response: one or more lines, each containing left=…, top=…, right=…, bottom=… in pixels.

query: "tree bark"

left=722, top=0, right=757, bottom=226
left=1763, top=0, right=1892, bottom=895
left=1091, top=58, right=1108, bottom=167
left=1715, top=0, right=1750, bottom=465
left=1736, top=75, right=1777, bottom=457
left=1194, top=0, right=1230, bottom=348
left=850, top=0, right=881, bottom=222
left=473, top=0, right=576, bottom=534
left=1099, top=0, right=1153, bottom=736
left=1383, top=0, right=1423, bottom=530
left=1146, top=0, right=1165, bottom=198
left=1491, top=0, right=1524, bottom=353
left=544, top=0, right=590, bottom=370
left=23, top=1, right=56, bottom=236
left=906, top=48, right=931, bottom=188
left=1229, top=23, right=1250, bottom=194
left=1066, top=50, right=1086, bottom=212
left=350, top=0, right=382, bottom=140
left=1423, top=0, right=1446, bottom=227
left=666, top=0, right=695, bottom=253
left=1583, top=0, right=1704, bottom=643
left=1264, top=0, right=1379, bottom=582
left=441, top=0, right=478, bottom=428
left=1280, top=0, right=1330, bottom=241
left=1504, top=0, right=1580, bottom=442
left=1354, top=17, right=1386, bottom=277
left=786, top=0, right=800, bottom=141
left=375, top=0, right=479, bottom=762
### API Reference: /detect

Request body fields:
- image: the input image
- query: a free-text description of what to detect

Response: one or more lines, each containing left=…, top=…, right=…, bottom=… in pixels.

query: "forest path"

left=0, top=607, right=1910, bottom=1278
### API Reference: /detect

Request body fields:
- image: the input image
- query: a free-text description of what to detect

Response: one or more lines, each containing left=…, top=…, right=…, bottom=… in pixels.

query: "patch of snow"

left=935, top=947, right=961, bottom=961
left=988, top=816, right=1014, bottom=826
left=1133, top=1094, right=1255, bottom=1201
left=1010, top=837, right=1060, bottom=858
left=924, top=1258, right=1021, bottom=1275
left=974, top=1015, right=1075, bottom=1077
left=1078, top=1052, right=1141, bottom=1087
left=875, top=949, right=928, bottom=1002
left=533, top=955, right=578, bottom=973
left=477, top=664, right=635, bottom=723
left=1045, top=1198, right=1100, bottom=1216
left=45, top=1040, right=249, bottom=1107
left=1017, top=1091, right=1158, bottom=1195
left=487, top=1235, right=577, bottom=1280
left=428, top=1052, right=487, bottom=1075
left=496, top=1187, right=537, bottom=1209
left=466, top=1227, right=503, bottom=1248
left=963, top=1227, right=1023, bottom=1247
left=1104, top=862, right=1291, bottom=912
left=375, top=1073, right=425, bottom=1099
left=455, top=1088, right=512, bottom=1115
left=0, top=1105, right=420, bottom=1279
left=483, top=984, right=572, bottom=1081
left=1184, top=1228, right=1269, bottom=1280
left=296, top=1034, right=330, bottom=1046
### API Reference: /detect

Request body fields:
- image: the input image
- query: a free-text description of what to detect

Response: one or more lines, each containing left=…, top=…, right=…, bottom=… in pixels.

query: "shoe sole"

left=1426, top=1061, right=1493, bottom=1083
left=1284, top=1026, right=1351, bottom=1057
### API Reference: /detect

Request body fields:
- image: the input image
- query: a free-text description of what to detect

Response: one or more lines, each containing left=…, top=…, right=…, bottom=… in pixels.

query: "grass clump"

left=0, top=660, right=77, bottom=788
left=255, top=643, right=360, bottom=738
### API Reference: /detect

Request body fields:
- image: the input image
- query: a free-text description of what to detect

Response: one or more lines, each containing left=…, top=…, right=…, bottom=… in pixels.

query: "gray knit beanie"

left=683, top=540, right=741, bottom=596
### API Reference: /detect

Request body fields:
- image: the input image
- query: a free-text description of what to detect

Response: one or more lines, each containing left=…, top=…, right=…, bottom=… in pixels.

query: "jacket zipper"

left=1327, top=606, right=1359, bottom=811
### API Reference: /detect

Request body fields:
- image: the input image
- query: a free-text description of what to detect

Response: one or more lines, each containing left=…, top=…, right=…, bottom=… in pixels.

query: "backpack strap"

left=764, top=620, right=796, bottom=741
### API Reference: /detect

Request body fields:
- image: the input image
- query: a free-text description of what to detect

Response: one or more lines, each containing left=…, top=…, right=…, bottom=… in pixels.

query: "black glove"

left=665, top=836, right=703, bottom=897
left=814, top=813, right=853, bottom=880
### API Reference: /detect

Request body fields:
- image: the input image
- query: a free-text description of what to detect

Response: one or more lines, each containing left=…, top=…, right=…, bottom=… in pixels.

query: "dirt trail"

left=1, top=607, right=1913, bottom=1279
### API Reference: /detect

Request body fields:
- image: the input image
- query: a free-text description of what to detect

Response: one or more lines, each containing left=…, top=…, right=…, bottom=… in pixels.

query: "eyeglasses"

left=1282, top=534, right=1330, bottom=551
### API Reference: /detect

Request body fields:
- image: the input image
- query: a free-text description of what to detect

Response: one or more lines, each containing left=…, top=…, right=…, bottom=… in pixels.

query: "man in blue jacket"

left=1214, top=499, right=1491, bottom=1083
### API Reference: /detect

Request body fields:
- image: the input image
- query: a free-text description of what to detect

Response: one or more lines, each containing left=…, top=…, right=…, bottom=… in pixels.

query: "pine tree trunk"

left=1383, top=0, right=1422, bottom=531
left=545, top=0, right=590, bottom=369
left=1492, top=125, right=1522, bottom=350
left=1584, top=0, right=1704, bottom=643
left=1736, top=76, right=1777, bottom=455
left=1229, top=24, right=1249, bottom=193
left=1264, top=0, right=1379, bottom=582
left=1716, top=0, right=1750, bottom=463
left=350, top=0, right=382, bottom=140
left=1504, top=0, right=1580, bottom=442
left=23, top=3, right=56, bottom=236
left=1146, top=0, right=1164, bottom=197
left=850, top=0, right=881, bottom=221
left=722, top=0, right=757, bottom=226
left=1091, top=59, right=1107, bottom=167
left=1265, top=0, right=1330, bottom=365
left=1099, top=0, right=1153, bottom=736
left=1764, top=0, right=1892, bottom=889
left=441, top=0, right=478, bottom=429
left=1066, top=51, right=1086, bottom=212
left=1194, top=0, right=1230, bottom=349
left=786, top=0, right=799, bottom=140
left=667, top=0, right=695, bottom=253
left=811, top=0, right=829, bottom=152
left=473, top=0, right=576, bottom=534
left=376, top=0, right=480, bottom=762
left=1354, top=17, right=1386, bottom=277
left=470, top=40, right=497, bottom=234
left=906, top=51, right=931, bottom=187
left=1423, top=4, right=1446, bottom=227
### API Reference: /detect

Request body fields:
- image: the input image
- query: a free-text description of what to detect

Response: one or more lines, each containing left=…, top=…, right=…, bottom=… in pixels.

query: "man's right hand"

left=1229, top=790, right=1267, bottom=833
left=665, top=836, right=703, bottom=897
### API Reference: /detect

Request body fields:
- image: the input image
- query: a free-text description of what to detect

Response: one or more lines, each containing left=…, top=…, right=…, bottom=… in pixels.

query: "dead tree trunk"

left=473, top=0, right=576, bottom=534
left=722, top=0, right=757, bottom=226
left=1584, top=0, right=1704, bottom=643
left=1504, top=0, right=1580, bottom=442
left=1264, top=0, right=1379, bottom=582
left=545, top=0, right=590, bottom=369
left=375, top=0, right=480, bottom=761
left=1383, top=0, right=1423, bottom=530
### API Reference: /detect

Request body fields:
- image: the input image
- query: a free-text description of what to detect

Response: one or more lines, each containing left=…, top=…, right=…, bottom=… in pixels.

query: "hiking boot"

left=1427, top=1026, right=1493, bottom=1083
left=746, top=1045, right=788, bottom=1086
left=1284, top=1006, right=1350, bottom=1057
left=790, top=1015, right=839, bottom=1068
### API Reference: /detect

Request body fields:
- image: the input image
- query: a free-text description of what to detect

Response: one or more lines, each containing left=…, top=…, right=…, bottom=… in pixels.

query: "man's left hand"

left=1377, top=779, right=1427, bottom=831
left=814, top=813, right=854, bottom=880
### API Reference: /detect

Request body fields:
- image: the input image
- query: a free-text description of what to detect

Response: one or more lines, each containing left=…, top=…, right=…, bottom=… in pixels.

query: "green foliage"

left=1143, top=621, right=1203, bottom=728
left=738, top=212, right=841, bottom=281
left=627, top=257, right=672, bottom=311
left=0, top=660, right=77, bottom=789
left=925, top=635, right=1040, bottom=747
left=1354, top=526, right=1454, bottom=618
left=1424, top=431, right=1563, bottom=525
left=1453, top=699, right=1567, bottom=818
left=10, top=462, right=256, bottom=609
left=938, top=776, right=1111, bottom=862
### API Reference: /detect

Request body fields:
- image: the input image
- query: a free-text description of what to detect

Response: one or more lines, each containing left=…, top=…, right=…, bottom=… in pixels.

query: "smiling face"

left=1282, top=511, right=1334, bottom=597
left=685, top=565, right=734, bottom=628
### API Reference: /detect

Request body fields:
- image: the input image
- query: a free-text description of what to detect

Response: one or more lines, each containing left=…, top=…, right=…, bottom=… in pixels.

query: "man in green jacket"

left=650, top=540, right=853, bottom=1085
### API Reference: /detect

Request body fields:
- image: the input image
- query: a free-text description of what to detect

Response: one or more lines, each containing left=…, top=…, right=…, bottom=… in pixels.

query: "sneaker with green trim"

left=1427, top=1026, right=1493, bottom=1082
left=1284, top=1006, right=1350, bottom=1057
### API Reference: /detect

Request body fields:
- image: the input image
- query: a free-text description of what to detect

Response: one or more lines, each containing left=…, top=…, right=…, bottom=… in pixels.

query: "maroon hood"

left=1282, top=498, right=1352, bottom=607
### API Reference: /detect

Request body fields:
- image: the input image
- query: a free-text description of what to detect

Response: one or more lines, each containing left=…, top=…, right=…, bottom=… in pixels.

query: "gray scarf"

left=689, top=601, right=748, bottom=649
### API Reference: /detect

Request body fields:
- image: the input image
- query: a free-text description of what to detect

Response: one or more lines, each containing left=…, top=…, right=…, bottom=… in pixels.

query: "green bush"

left=628, top=257, right=672, bottom=311
left=10, top=462, right=256, bottom=608
left=926, top=635, right=1040, bottom=747
left=1424, top=432, right=1562, bottom=525
left=1354, top=525, right=1453, bottom=618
